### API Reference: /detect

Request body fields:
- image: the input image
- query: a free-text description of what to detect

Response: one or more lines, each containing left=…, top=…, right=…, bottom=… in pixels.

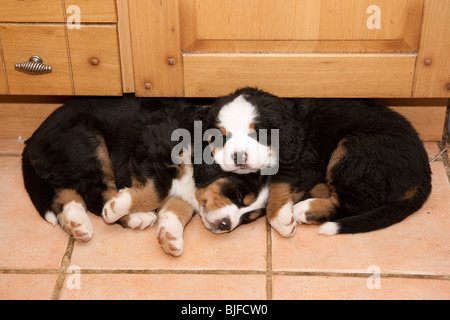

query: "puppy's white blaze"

left=44, top=211, right=58, bottom=226
left=217, top=95, right=257, bottom=134
left=215, top=95, right=273, bottom=173
left=318, top=222, right=339, bottom=236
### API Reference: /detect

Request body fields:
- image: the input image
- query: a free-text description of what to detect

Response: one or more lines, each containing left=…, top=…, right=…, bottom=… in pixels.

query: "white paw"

left=269, top=201, right=296, bottom=237
left=60, top=201, right=93, bottom=242
left=125, top=212, right=157, bottom=230
left=318, top=222, right=339, bottom=236
left=293, top=199, right=313, bottom=224
left=157, top=211, right=184, bottom=257
left=102, top=189, right=131, bottom=223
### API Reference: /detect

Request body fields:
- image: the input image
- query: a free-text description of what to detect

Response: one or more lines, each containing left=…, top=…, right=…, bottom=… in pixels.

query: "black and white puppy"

left=22, top=95, right=268, bottom=256
left=201, top=87, right=432, bottom=237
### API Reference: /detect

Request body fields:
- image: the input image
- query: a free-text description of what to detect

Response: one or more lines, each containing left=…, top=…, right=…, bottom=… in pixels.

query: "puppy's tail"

left=22, top=146, right=57, bottom=225
left=318, top=184, right=431, bottom=235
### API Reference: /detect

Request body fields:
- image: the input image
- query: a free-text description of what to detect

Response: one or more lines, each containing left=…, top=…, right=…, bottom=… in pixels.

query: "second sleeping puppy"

left=201, top=88, right=432, bottom=237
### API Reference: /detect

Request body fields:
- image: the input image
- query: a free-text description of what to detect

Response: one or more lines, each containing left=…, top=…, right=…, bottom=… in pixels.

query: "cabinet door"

left=181, top=0, right=423, bottom=53
left=68, top=25, right=122, bottom=95
left=0, top=25, right=72, bottom=95
left=0, top=0, right=64, bottom=22
left=413, top=0, right=450, bottom=97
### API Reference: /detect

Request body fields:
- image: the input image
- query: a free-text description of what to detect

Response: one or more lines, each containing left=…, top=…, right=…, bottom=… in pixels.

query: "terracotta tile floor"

left=0, top=139, right=449, bottom=300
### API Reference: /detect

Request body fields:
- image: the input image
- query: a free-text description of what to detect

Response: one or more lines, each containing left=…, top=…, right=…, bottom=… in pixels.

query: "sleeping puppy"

left=201, top=87, right=432, bottom=237
left=22, top=95, right=268, bottom=256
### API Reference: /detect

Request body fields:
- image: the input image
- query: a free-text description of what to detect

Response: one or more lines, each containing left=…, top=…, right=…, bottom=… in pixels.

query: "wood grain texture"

left=413, top=0, right=450, bottom=97
left=0, top=0, right=64, bottom=22
left=183, top=53, right=416, bottom=98
left=68, top=25, right=122, bottom=95
left=0, top=96, right=69, bottom=139
left=64, top=0, right=117, bottom=23
left=0, top=39, right=7, bottom=94
left=116, top=0, right=134, bottom=93
left=181, top=0, right=423, bottom=53
left=129, top=0, right=183, bottom=97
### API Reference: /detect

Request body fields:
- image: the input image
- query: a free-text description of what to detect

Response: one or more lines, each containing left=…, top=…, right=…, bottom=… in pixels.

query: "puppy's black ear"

left=194, top=163, right=231, bottom=188
left=194, top=105, right=211, bottom=122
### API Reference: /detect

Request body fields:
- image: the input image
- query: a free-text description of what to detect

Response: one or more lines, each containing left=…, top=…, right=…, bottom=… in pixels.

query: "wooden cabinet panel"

left=413, top=0, right=450, bottom=97
left=0, top=25, right=72, bottom=95
left=183, top=53, right=416, bottom=98
left=0, top=0, right=64, bottom=22
left=182, top=0, right=423, bottom=53
left=65, top=0, right=117, bottom=23
left=129, top=0, right=183, bottom=97
left=0, top=70, right=6, bottom=95
left=196, top=0, right=408, bottom=41
left=68, top=25, right=122, bottom=95
left=0, top=44, right=6, bottom=94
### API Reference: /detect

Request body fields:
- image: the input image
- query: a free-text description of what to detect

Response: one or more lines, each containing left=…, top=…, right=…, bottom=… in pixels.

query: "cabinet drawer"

left=65, top=0, right=117, bottom=23
left=0, top=24, right=72, bottom=95
left=183, top=53, right=416, bottom=98
left=68, top=25, right=122, bottom=95
left=0, top=0, right=64, bottom=22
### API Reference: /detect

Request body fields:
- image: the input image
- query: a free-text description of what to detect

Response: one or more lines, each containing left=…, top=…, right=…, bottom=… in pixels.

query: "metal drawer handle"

left=15, top=56, right=52, bottom=73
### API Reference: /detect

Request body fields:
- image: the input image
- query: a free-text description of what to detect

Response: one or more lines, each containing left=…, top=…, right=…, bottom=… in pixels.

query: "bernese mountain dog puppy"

left=22, top=95, right=268, bottom=256
left=201, top=88, right=432, bottom=237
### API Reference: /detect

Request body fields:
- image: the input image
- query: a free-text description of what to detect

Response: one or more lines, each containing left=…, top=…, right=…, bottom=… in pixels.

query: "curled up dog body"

left=22, top=88, right=432, bottom=257
left=200, top=88, right=432, bottom=237
left=22, top=96, right=269, bottom=256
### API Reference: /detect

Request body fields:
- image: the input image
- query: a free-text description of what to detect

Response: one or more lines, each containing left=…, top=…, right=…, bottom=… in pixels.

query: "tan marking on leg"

left=52, top=189, right=93, bottom=242
left=159, top=197, right=194, bottom=228
left=266, top=182, right=294, bottom=221
left=267, top=182, right=298, bottom=237
left=128, top=178, right=168, bottom=213
left=305, top=194, right=339, bottom=223
left=399, top=185, right=419, bottom=201
left=326, top=138, right=347, bottom=183
left=52, top=189, right=86, bottom=214
left=309, top=183, right=331, bottom=199
left=292, top=189, right=306, bottom=204
left=95, top=135, right=117, bottom=202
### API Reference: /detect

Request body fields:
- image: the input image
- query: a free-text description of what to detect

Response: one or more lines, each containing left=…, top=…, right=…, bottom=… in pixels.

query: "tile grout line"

left=265, top=220, right=273, bottom=300
left=51, top=237, right=75, bottom=300
left=274, top=271, right=450, bottom=280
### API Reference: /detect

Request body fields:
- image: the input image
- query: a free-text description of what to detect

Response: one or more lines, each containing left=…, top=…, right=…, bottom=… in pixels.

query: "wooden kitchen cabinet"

left=0, top=42, right=7, bottom=94
left=129, top=0, right=449, bottom=98
left=0, top=0, right=122, bottom=95
left=67, top=25, right=122, bottom=95
left=413, top=0, right=450, bottom=97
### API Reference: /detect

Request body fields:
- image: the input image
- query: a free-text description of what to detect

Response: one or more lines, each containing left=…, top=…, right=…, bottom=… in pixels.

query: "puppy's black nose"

left=233, top=151, right=248, bottom=165
left=218, top=218, right=231, bottom=231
